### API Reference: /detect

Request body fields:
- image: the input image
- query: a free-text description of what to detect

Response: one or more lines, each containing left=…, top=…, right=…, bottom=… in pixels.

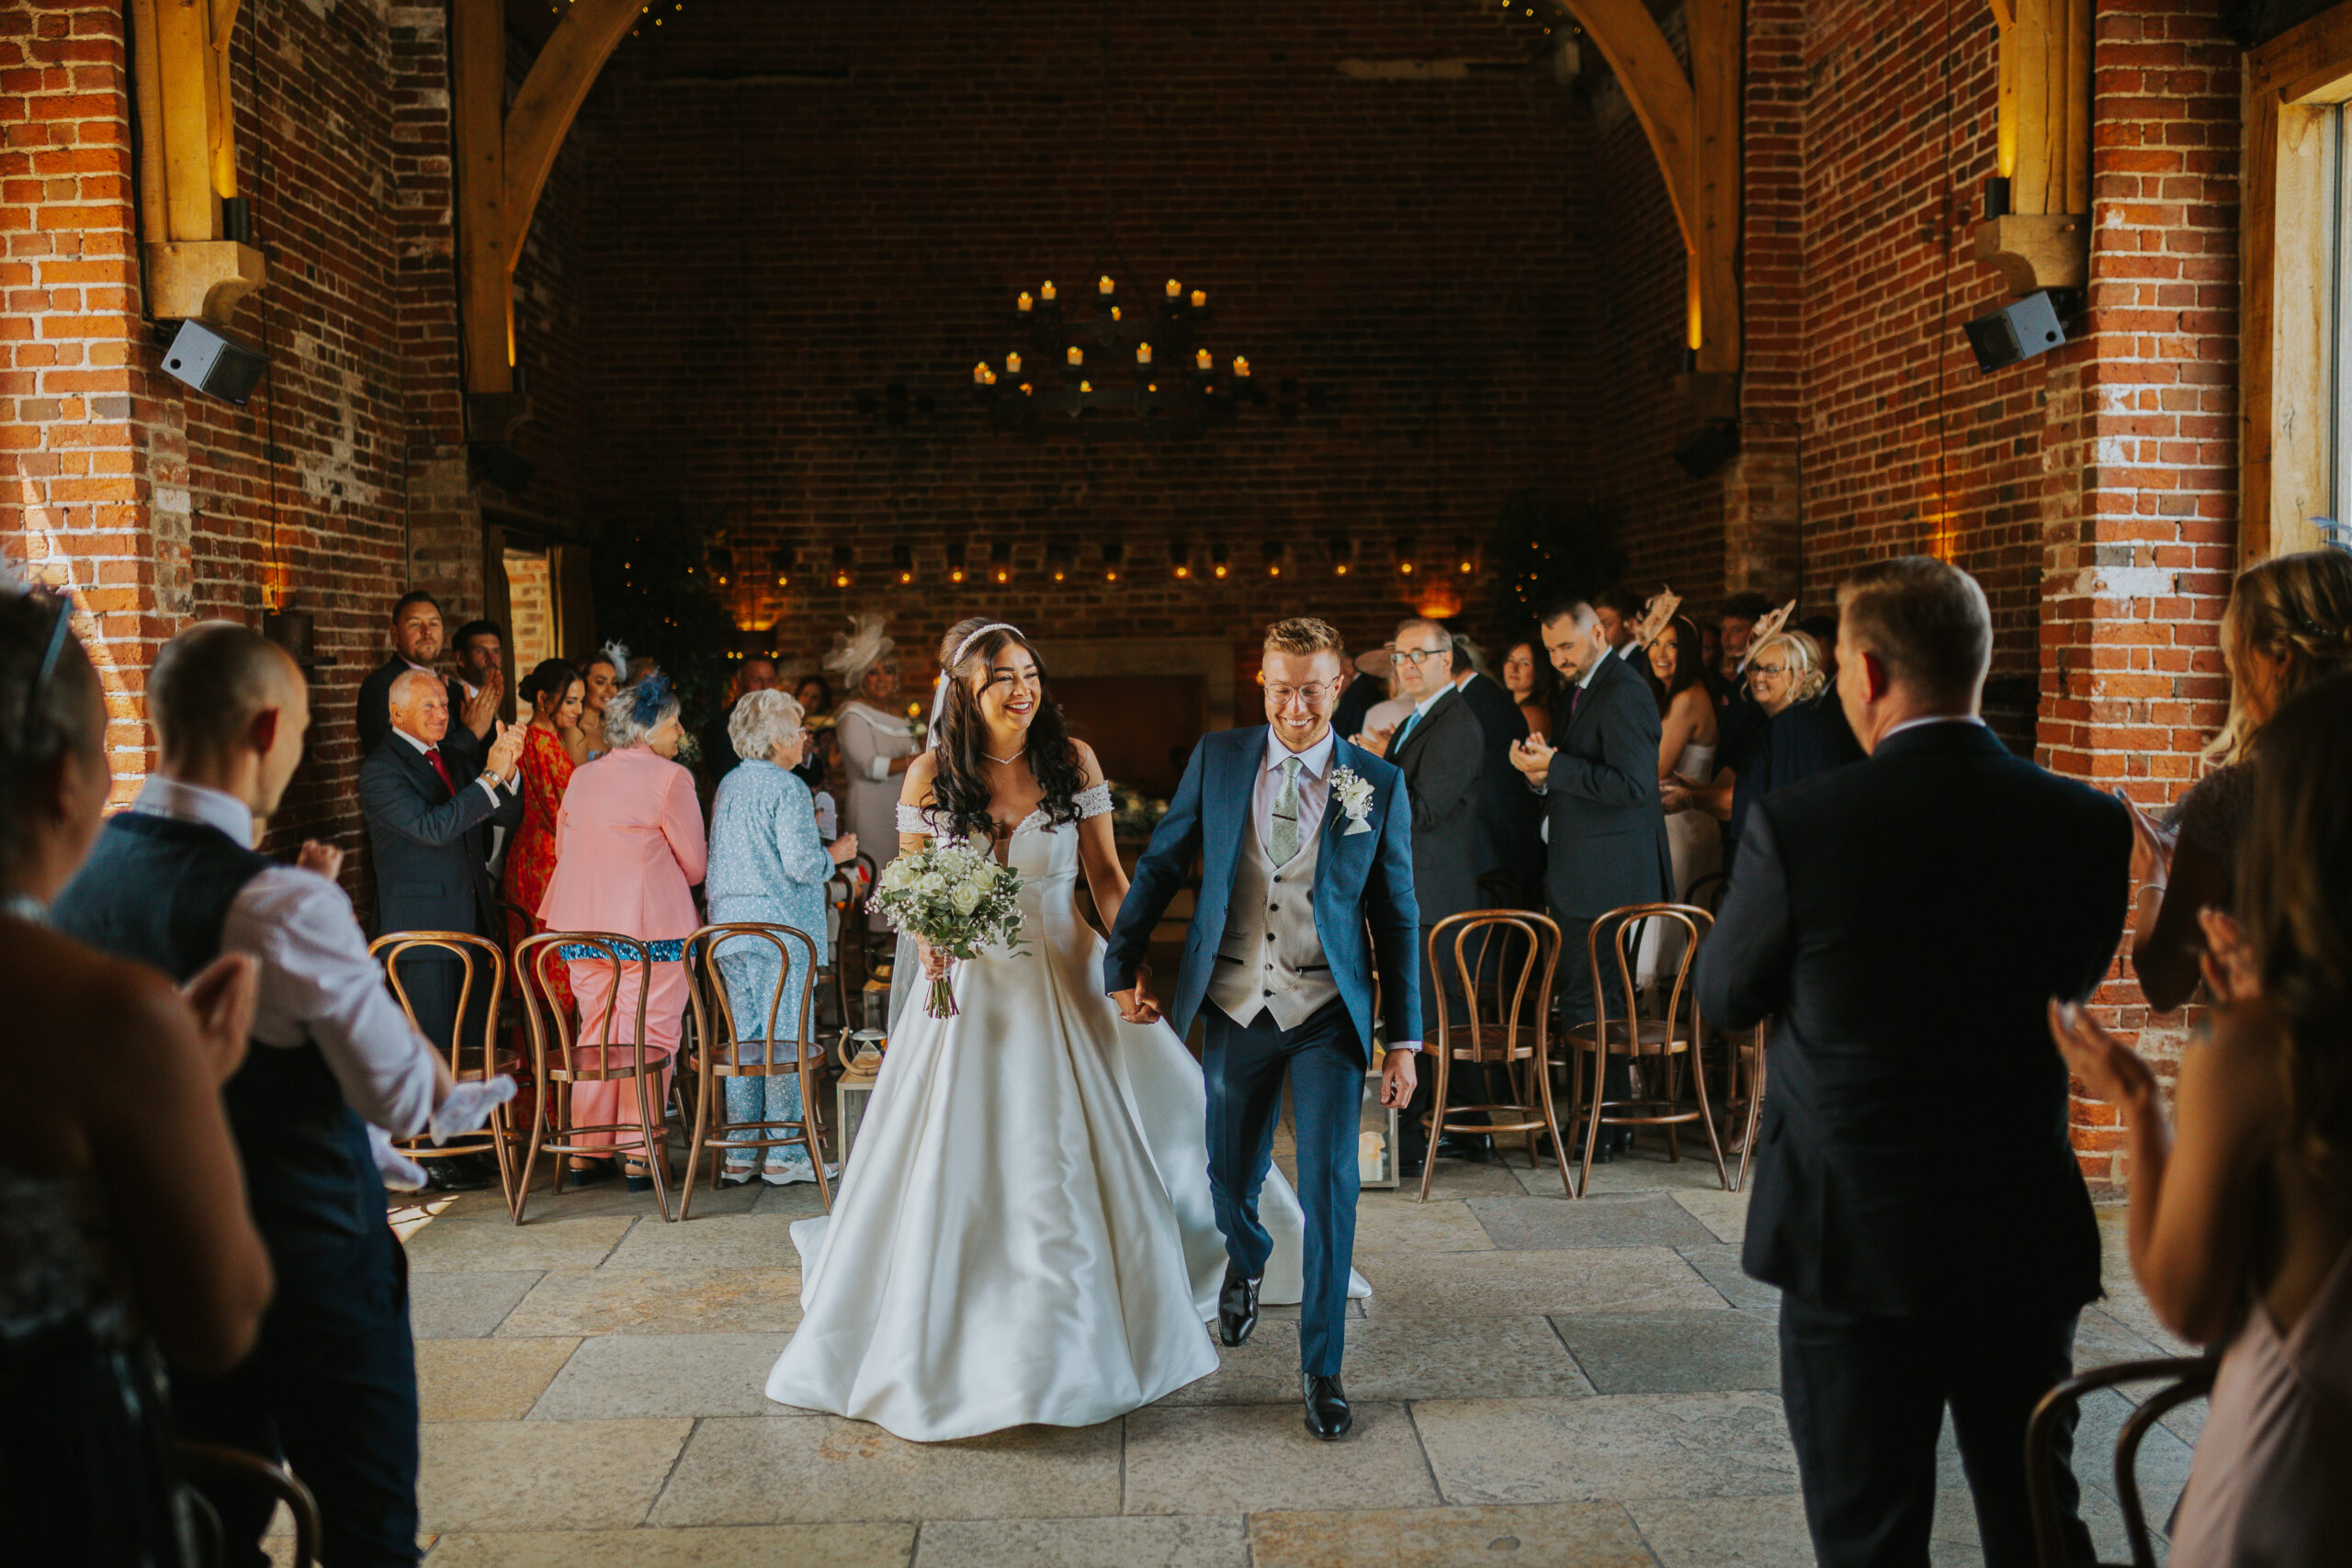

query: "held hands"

left=2047, top=998, right=2159, bottom=1111
left=461, top=668, right=503, bottom=736
left=183, top=952, right=260, bottom=1086
left=484, top=719, right=526, bottom=782
left=1113, top=966, right=1162, bottom=1026
left=1658, top=778, right=1694, bottom=814
left=295, top=839, right=344, bottom=882
left=829, top=831, right=861, bottom=865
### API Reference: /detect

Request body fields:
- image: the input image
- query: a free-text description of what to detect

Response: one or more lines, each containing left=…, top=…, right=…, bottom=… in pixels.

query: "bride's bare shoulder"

left=900, top=750, right=940, bottom=804
left=1069, top=739, right=1105, bottom=789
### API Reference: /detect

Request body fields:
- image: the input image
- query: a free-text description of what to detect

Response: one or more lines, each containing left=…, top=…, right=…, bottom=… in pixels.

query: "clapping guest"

left=1, top=591, right=272, bottom=1565
left=1668, top=628, right=1860, bottom=862
left=59, top=621, right=513, bottom=1568
left=451, top=618, right=504, bottom=708
left=1502, top=638, right=1556, bottom=741
left=2128, top=550, right=2352, bottom=1010
left=2052, top=674, right=2352, bottom=1564
left=357, top=592, right=500, bottom=764
left=575, top=648, right=621, bottom=760
left=502, top=658, right=583, bottom=972
left=707, top=689, right=860, bottom=1185
left=1699, top=558, right=2130, bottom=1568
left=536, top=667, right=707, bottom=1190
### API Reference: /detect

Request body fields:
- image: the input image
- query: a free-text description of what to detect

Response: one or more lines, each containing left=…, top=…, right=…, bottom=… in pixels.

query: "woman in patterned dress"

left=503, top=659, right=584, bottom=1011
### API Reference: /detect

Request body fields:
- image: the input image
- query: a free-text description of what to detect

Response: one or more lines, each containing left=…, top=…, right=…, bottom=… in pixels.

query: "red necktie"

left=424, top=746, right=458, bottom=797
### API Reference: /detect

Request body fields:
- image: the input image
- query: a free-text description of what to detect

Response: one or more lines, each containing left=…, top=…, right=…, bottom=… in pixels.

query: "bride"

left=765, top=622, right=1364, bottom=1441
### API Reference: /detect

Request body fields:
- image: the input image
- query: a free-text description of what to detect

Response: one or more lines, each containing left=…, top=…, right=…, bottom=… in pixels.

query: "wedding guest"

left=451, top=618, right=504, bottom=706
left=2, top=591, right=272, bottom=1567
left=1510, top=600, right=1673, bottom=1158
left=537, top=669, right=707, bottom=1190
left=1595, top=585, right=1653, bottom=682
left=707, top=689, right=860, bottom=1185
left=58, top=621, right=510, bottom=1568
left=1332, top=649, right=1386, bottom=739
left=1356, top=620, right=1485, bottom=1165
left=1640, top=615, right=1723, bottom=984
left=358, top=669, right=526, bottom=1155
left=1717, top=591, right=1775, bottom=686
left=701, top=655, right=779, bottom=791
left=2052, top=674, right=2352, bottom=1566
left=2130, top=549, right=2352, bottom=1011
left=827, top=615, right=920, bottom=927
left=1668, top=628, right=1861, bottom=861
left=794, top=671, right=834, bottom=717
left=356, top=591, right=499, bottom=763
left=502, top=658, right=583, bottom=964
left=1502, top=638, right=1556, bottom=741
left=1796, top=612, right=1840, bottom=681
left=575, top=647, right=621, bottom=760
left=1447, top=630, right=1533, bottom=908
left=1699, top=556, right=2128, bottom=1568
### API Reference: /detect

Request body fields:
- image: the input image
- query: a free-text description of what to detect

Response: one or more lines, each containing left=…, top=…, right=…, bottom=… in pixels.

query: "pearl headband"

left=948, top=622, right=1023, bottom=671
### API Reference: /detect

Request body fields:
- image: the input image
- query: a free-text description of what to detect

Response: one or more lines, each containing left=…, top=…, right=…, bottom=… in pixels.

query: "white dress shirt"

left=129, top=776, right=441, bottom=1140
left=1881, top=713, right=1986, bottom=741
left=1249, top=727, right=1420, bottom=1052
left=393, top=725, right=508, bottom=807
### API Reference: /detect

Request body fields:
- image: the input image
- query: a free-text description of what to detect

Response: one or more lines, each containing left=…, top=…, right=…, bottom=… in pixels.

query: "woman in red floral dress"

left=503, top=660, right=586, bottom=1005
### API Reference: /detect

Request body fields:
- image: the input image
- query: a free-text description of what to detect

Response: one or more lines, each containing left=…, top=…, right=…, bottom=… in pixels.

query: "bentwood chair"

left=1418, top=910, right=1573, bottom=1201
left=177, top=1441, right=322, bottom=1568
left=2028, top=1356, right=2215, bottom=1567
left=1566, top=902, right=1732, bottom=1195
left=1684, top=871, right=1765, bottom=1191
left=367, top=931, right=519, bottom=1214
left=511, top=931, right=677, bottom=1223
left=681, top=922, right=831, bottom=1219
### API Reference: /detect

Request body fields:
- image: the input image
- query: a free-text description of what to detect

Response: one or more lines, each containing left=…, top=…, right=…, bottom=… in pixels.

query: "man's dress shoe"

left=1303, top=1372, right=1352, bottom=1440
left=1436, top=1132, right=1496, bottom=1163
left=1218, top=1264, right=1261, bottom=1348
left=420, top=1156, right=492, bottom=1193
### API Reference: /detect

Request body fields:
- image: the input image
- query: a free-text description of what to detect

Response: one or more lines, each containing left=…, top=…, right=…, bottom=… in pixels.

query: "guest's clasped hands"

left=1510, top=733, right=1555, bottom=787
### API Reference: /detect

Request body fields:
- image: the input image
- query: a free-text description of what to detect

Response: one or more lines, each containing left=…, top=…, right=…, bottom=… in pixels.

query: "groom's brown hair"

left=1263, top=616, right=1345, bottom=658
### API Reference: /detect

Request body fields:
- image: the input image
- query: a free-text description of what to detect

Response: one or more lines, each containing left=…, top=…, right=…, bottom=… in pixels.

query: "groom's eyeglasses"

left=1265, top=678, right=1341, bottom=710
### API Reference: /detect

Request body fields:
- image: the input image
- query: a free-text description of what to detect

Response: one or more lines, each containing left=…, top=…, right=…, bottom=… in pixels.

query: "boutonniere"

left=1330, top=765, right=1375, bottom=835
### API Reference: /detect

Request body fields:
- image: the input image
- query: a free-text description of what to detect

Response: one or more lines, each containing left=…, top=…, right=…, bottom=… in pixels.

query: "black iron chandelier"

left=970, top=272, right=1264, bottom=441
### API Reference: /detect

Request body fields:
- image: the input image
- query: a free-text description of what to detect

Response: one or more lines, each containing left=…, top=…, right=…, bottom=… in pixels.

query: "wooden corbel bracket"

left=1973, top=0, right=2091, bottom=298
left=130, top=0, right=267, bottom=324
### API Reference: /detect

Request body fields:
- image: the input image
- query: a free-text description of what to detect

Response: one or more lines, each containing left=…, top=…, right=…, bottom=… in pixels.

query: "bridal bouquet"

left=872, top=840, right=1026, bottom=1019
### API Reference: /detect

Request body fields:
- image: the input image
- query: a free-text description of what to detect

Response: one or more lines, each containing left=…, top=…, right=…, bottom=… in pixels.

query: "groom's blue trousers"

left=1201, top=996, right=1363, bottom=1378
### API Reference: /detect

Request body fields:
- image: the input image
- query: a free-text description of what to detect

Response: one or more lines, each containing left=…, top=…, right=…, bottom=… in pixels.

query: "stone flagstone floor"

left=345, top=1134, right=2198, bottom=1567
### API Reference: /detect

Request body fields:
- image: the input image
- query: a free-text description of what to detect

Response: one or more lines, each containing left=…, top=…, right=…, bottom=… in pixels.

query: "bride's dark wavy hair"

left=926, top=626, right=1088, bottom=844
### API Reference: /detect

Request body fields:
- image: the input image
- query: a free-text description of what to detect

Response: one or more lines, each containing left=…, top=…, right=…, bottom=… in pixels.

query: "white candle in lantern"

left=1067, top=346, right=1083, bottom=366
left=1233, top=355, right=1251, bottom=378
left=973, top=363, right=989, bottom=384
left=1191, top=289, right=1207, bottom=308
left=1136, top=343, right=1151, bottom=365
left=1167, top=278, right=1182, bottom=298
left=1098, top=275, right=1114, bottom=295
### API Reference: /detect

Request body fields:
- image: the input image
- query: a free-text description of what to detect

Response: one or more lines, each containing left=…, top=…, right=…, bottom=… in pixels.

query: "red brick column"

left=1724, top=0, right=1806, bottom=601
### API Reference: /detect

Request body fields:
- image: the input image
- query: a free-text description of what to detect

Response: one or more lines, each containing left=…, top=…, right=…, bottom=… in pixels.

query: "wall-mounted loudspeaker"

left=161, top=320, right=268, bottom=407
left=470, top=445, right=535, bottom=493
left=1671, top=417, right=1740, bottom=479
left=1963, top=289, right=2081, bottom=373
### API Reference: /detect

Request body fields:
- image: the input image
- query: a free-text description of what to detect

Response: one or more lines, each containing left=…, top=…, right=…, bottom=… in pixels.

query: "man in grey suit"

left=1356, top=618, right=1487, bottom=1162
left=358, top=671, right=526, bottom=1119
left=1510, top=600, right=1672, bottom=1156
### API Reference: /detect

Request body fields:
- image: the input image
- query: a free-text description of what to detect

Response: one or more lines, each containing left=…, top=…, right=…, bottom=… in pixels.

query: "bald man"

left=53, top=623, right=510, bottom=1568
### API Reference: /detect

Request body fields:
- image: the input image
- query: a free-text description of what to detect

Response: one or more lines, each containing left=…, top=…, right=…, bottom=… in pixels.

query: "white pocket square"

left=1343, top=818, right=1373, bottom=835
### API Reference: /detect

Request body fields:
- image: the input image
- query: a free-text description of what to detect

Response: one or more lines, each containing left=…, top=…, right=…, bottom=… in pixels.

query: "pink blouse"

left=536, top=747, right=707, bottom=941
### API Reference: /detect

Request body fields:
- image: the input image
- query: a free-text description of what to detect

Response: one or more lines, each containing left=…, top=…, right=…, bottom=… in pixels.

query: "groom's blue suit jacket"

left=1103, top=725, right=1422, bottom=1055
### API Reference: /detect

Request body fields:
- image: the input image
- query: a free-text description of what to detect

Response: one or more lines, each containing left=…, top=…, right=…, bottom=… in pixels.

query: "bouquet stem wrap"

left=925, top=973, right=957, bottom=1020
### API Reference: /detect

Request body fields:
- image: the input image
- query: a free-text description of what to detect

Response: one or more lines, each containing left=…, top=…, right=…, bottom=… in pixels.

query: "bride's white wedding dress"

left=764, top=784, right=1367, bottom=1441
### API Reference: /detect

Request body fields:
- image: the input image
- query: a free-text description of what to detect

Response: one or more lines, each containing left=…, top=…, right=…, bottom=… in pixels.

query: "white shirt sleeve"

left=224, top=866, right=443, bottom=1140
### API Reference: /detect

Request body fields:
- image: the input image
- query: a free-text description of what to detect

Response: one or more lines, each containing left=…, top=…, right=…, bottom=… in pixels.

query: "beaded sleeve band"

left=1073, top=783, right=1114, bottom=819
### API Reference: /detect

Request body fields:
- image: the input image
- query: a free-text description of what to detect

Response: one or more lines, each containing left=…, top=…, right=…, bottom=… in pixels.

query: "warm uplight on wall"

left=1212, top=545, right=1230, bottom=580
left=894, top=544, right=914, bottom=585
left=1170, top=538, right=1192, bottom=580
left=1329, top=538, right=1353, bottom=577
left=832, top=545, right=853, bottom=590
left=1265, top=541, right=1285, bottom=579
left=991, top=541, right=1012, bottom=583
left=1455, top=537, right=1476, bottom=574
left=947, top=543, right=968, bottom=584
left=1102, top=542, right=1125, bottom=583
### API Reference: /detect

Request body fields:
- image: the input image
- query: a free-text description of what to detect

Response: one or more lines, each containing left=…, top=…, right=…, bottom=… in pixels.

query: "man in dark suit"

left=358, top=669, right=525, bottom=1101
left=1695, top=557, right=2128, bottom=1568
left=356, top=592, right=500, bottom=767
left=1356, top=620, right=1487, bottom=1165
left=1445, top=634, right=1534, bottom=906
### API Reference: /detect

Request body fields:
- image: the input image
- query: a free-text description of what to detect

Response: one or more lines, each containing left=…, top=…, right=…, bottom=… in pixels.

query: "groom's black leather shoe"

left=1303, top=1373, right=1352, bottom=1440
left=1218, top=1264, right=1261, bottom=1348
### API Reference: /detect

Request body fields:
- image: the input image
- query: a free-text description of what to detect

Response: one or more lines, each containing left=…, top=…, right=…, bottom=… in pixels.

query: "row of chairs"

left=371, top=913, right=856, bottom=1224
left=1415, top=896, right=1763, bottom=1201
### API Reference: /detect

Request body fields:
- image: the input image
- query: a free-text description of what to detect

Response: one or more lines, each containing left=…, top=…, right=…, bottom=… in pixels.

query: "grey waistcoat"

left=1206, top=814, right=1336, bottom=1031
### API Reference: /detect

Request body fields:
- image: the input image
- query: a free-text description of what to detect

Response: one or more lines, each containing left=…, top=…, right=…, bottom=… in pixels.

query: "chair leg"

left=1577, top=1046, right=1605, bottom=1199
left=1535, top=1048, right=1576, bottom=1200
left=1663, top=1052, right=1682, bottom=1163
left=1689, top=1041, right=1731, bottom=1190
left=679, top=1060, right=715, bottom=1223
left=514, top=1097, right=547, bottom=1225
left=1416, top=1048, right=1452, bottom=1203
left=634, top=1067, right=674, bottom=1222
left=1736, top=1025, right=1766, bottom=1193
left=802, top=1060, right=833, bottom=1212
left=489, top=1098, right=520, bottom=1223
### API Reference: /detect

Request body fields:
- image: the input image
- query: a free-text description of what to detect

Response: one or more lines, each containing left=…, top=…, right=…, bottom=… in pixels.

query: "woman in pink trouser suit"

left=537, top=671, right=707, bottom=1182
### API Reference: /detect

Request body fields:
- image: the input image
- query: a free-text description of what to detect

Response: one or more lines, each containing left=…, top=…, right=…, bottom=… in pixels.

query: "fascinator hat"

left=822, top=613, right=897, bottom=688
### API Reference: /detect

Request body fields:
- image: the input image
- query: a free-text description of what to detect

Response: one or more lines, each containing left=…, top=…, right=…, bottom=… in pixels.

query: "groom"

left=1106, top=615, right=1421, bottom=1441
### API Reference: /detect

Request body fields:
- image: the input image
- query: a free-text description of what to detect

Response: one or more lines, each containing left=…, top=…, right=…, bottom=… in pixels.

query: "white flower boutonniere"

left=1331, top=765, right=1375, bottom=835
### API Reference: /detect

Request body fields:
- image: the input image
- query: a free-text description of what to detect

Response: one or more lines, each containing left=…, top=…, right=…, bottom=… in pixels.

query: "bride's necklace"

left=984, top=747, right=1023, bottom=764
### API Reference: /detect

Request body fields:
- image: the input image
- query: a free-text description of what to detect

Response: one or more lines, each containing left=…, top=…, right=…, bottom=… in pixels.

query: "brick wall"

left=559, top=0, right=1601, bottom=678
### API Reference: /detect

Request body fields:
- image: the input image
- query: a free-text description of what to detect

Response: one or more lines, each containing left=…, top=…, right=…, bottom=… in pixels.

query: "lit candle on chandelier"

left=1067, top=346, right=1083, bottom=366
left=1195, top=348, right=1212, bottom=370
left=1041, top=280, right=1057, bottom=301
left=973, top=362, right=990, bottom=384
left=1098, top=275, right=1114, bottom=295
left=1005, top=351, right=1022, bottom=373
left=1191, top=289, right=1207, bottom=308
left=1080, top=379, right=1092, bottom=392
left=1136, top=343, right=1151, bottom=365
left=1017, top=291, right=1034, bottom=312
left=1166, top=278, right=1182, bottom=298
left=1233, top=355, right=1250, bottom=378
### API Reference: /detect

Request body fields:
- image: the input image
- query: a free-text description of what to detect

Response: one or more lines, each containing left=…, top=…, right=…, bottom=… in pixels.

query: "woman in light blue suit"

left=706, top=689, right=859, bottom=1184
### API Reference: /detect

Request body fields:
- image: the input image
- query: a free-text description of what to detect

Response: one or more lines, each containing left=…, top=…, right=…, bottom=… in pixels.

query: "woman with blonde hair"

left=2052, top=673, right=2352, bottom=1563
left=1667, top=626, right=1862, bottom=860
left=2129, top=549, right=2352, bottom=1011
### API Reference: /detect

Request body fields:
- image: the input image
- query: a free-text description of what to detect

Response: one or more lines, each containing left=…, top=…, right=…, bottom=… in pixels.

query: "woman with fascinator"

left=765, top=624, right=1363, bottom=1440
left=535, top=656, right=708, bottom=1190
left=825, top=615, right=922, bottom=931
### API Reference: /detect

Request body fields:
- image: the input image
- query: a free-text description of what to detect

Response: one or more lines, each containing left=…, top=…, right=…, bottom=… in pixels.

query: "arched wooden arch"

left=458, top=0, right=1754, bottom=409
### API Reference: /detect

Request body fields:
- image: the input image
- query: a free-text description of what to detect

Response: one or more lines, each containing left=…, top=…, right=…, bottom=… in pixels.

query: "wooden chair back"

left=2028, top=1357, right=2214, bottom=1568
left=366, top=931, right=514, bottom=1202
left=680, top=922, right=831, bottom=1216
left=1419, top=909, right=1575, bottom=1202
left=509, top=930, right=673, bottom=1221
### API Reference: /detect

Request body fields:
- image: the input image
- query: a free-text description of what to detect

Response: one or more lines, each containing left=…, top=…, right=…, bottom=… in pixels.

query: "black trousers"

left=1778, top=1294, right=2093, bottom=1568
left=175, top=1219, right=421, bottom=1568
left=1556, top=911, right=1634, bottom=1106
